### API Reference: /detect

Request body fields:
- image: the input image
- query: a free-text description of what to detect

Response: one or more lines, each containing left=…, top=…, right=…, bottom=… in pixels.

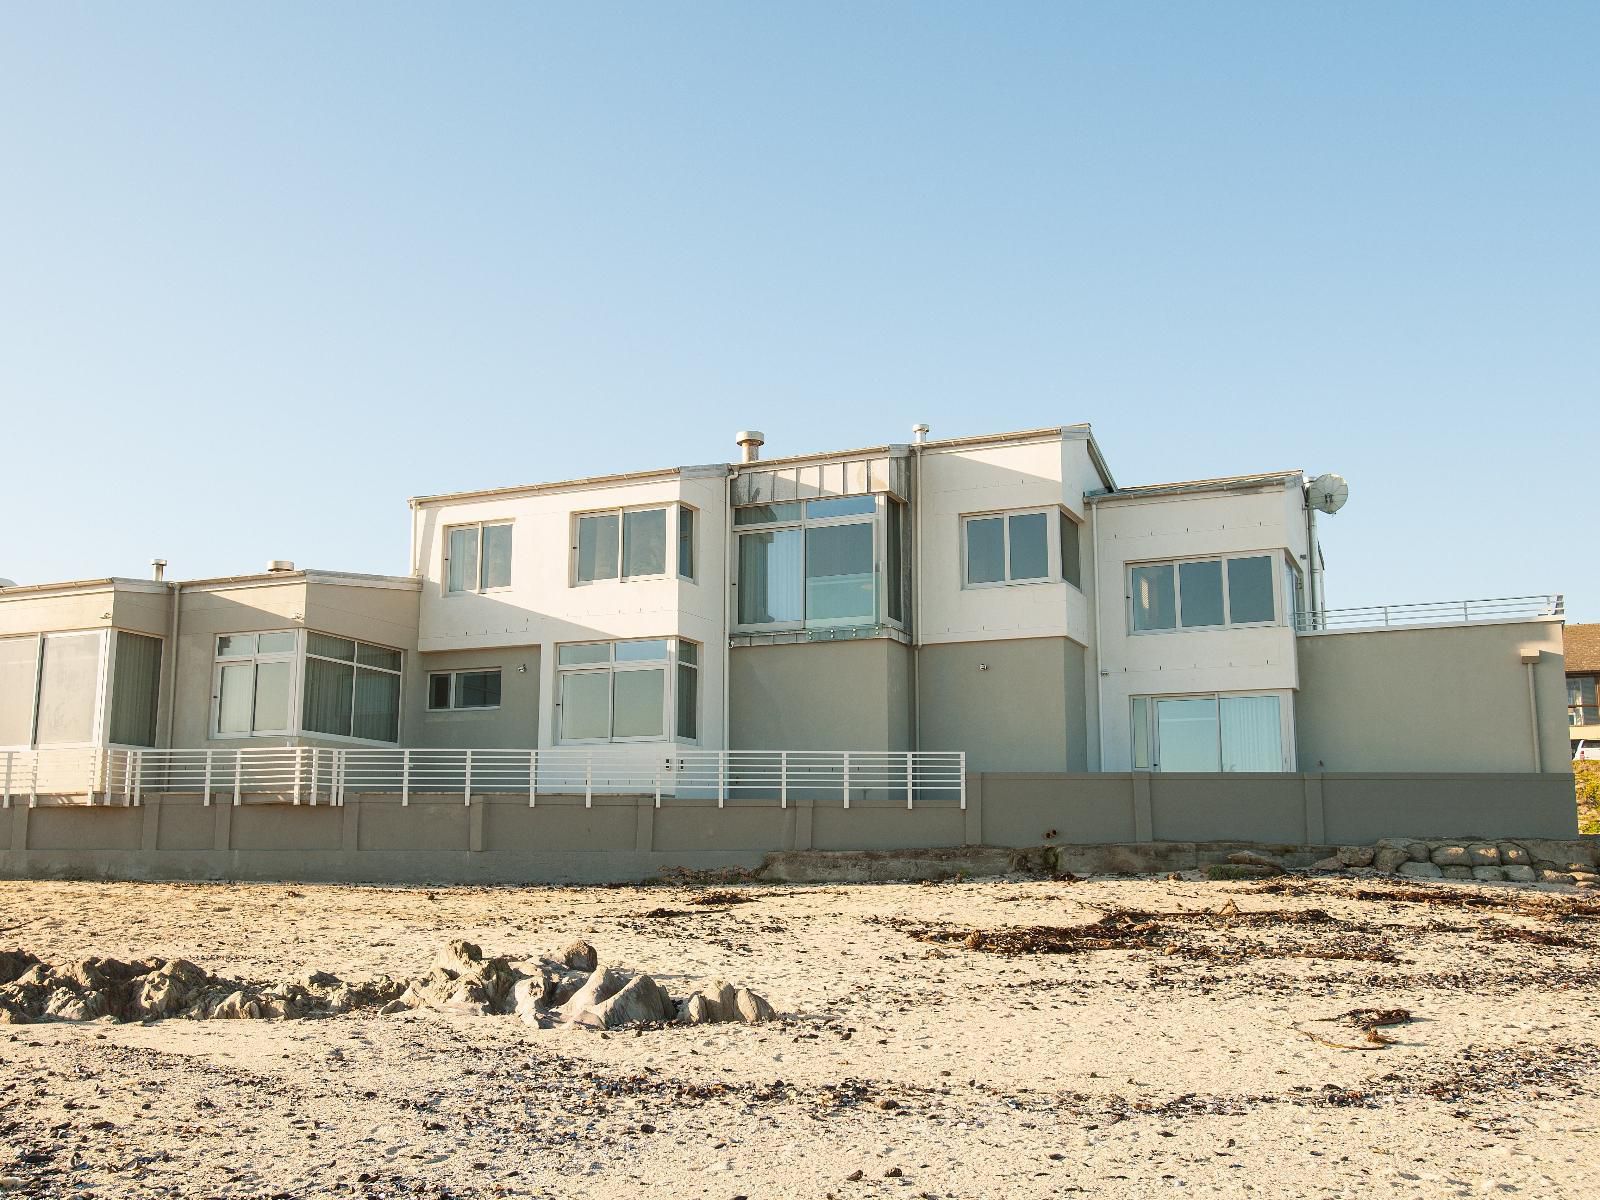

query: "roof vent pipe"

left=151, top=558, right=167, bottom=582
left=266, top=560, right=296, bottom=574
left=912, top=423, right=930, bottom=443
left=735, top=430, right=765, bottom=463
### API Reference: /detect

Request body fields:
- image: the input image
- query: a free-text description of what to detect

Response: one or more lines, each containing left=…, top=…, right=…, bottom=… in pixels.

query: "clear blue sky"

left=2, top=3, right=1595, bottom=618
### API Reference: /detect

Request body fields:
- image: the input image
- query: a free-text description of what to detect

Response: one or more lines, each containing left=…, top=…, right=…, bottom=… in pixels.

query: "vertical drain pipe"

left=1521, top=649, right=1543, bottom=771
left=911, top=423, right=929, bottom=755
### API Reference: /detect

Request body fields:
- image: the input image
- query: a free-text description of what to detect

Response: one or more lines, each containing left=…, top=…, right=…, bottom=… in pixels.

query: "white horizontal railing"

left=1295, top=594, right=1563, bottom=633
left=0, top=746, right=967, bottom=811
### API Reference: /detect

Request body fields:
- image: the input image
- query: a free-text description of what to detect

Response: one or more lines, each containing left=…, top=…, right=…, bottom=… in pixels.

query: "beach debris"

left=688, top=890, right=756, bottom=906
left=0, top=939, right=776, bottom=1032
left=1225, top=851, right=1288, bottom=876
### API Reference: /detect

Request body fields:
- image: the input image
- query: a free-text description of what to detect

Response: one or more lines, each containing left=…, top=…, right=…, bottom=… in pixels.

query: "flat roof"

left=1086, top=469, right=1304, bottom=503
left=0, top=569, right=419, bottom=600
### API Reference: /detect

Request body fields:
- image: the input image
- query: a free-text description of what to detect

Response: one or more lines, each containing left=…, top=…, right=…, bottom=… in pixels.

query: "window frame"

left=1126, top=553, right=1283, bottom=635
left=1570, top=674, right=1600, bottom=727
left=732, top=494, right=901, bottom=633
left=0, top=629, right=116, bottom=751
left=960, top=507, right=1062, bottom=590
left=426, top=668, right=504, bottom=712
left=301, top=634, right=405, bottom=744
left=572, top=503, right=694, bottom=586
left=1129, top=690, right=1294, bottom=772
left=443, top=520, right=514, bottom=596
left=553, top=637, right=699, bottom=745
left=209, top=629, right=405, bottom=744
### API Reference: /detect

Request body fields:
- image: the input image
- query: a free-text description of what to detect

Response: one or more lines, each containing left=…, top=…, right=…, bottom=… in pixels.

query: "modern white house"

left=0, top=423, right=1575, bottom=881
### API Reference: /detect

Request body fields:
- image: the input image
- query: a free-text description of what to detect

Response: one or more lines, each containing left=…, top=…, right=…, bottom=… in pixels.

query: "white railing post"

left=202, top=749, right=213, bottom=807
left=906, top=753, right=915, bottom=810
left=2, top=751, right=10, bottom=809
left=585, top=752, right=593, bottom=809
left=528, top=750, right=536, bottom=808
left=464, top=749, right=474, bottom=807
left=842, top=752, right=851, bottom=809
left=1462, top=600, right=1471, bottom=622
left=30, top=752, right=39, bottom=809
left=131, top=752, right=142, bottom=808
left=310, top=748, right=320, bottom=806
left=232, top=752, right=242, bottom=806
left=401, top=748, right=411, bottom=807
left=780, top=751, right=788, bottom=810
left=293, top=747, right=303, bottom=805
left=654, top=757, right=662, bottom=809
left=336, top=751, right=345, bottom=807
left=959, top=753, right=967, bottom=810
left=717, top=753, right=726, bottom=809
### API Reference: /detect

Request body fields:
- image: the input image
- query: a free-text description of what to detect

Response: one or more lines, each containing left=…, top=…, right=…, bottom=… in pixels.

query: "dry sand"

left=1, top=873, right=1597, bottom=1198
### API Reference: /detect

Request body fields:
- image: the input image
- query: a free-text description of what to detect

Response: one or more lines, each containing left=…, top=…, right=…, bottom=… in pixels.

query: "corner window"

left=1130, top=554, right=1280, bottom=633
left=1131, top=693, right=1286, bottom=772
left=555, top=638, right=697, bottom=743
left=735, top=495, right=893, bottom=631
left=302, top=634, right=403, bottom=742
left=575, top=505, right=691, bottom=584
left=1060, top=512, right=1082, bottom=588
left=963, top=509, right=1052, bottom=587
left=428, top=669, right=502, bottom=711
left=446, top=522, right=513, bottom=593
left=108, top=632, right=163, bottom=747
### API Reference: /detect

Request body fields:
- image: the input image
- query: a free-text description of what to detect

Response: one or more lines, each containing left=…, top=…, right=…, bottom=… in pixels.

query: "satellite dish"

left=1306, top=473, right=1349, bottom=515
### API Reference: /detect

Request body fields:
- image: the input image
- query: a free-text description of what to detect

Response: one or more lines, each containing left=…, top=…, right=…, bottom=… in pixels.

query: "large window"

left=446, top=522, right=513, bottom=594
left=214, top=630, right=403, bottom=742
left=1130, top=554, right=1280, bottom=633
left=302, top=634, right=403, bottom=742
left=735, top=495, right=903, bottom=630
left=1571, top=676, right=1600, bottom=727
left=1130, top=693, right=1286, bottom=772
left=555, top=638, right=698, bottom=743
left=428, top=669, right=503, bottom=711
left=215, top=632, right=297, bottom=736
left=0, top=631, right=161, bottom=749
left=575, top=504, right=696, bottom=584
left=108, top=632, right=163, bottom=747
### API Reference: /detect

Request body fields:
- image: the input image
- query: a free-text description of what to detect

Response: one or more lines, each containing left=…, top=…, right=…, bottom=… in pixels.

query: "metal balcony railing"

left=1295, top=594, right=1564, bottom=632
left=0, top=746, right=967, bottom=811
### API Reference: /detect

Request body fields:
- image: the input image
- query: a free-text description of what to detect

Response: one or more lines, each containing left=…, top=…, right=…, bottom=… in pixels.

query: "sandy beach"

left=1, top=872, right=1597, bottom=1198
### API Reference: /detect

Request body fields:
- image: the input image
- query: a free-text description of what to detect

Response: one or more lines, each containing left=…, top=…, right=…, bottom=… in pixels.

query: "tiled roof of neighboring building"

left=1567, top=624, right=1600, bottom=672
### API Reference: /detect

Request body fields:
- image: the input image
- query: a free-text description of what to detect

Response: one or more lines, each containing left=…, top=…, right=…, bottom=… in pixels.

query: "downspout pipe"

left=1090, top=500, right=1105, bottom=771
left=1522, top=651, right=1543, bottom=772
left=161, top=582, right=182, bottom=748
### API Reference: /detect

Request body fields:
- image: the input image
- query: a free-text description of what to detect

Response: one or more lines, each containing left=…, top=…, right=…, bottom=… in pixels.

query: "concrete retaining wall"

left=0, top=770, right=1576, bottom=884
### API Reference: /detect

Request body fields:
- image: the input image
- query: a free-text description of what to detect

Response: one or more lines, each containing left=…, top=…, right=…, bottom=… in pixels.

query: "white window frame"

left=1129, top=690, right=1295, bottom=772
left=677, top=504, right=698, bottom=583
left=211, top=631, right=300, bottom=740
left=1127, top=553, right=1283, bottom=635
left=0, top=629, right=113, bottom=751
left=427, top=668, right=504, bottom=712
left=553, top=638, right=698, bottom=745
left=444, top=520, right=514, bottom=596
left=300, top=634, right=406, bottom=745
left=960, top=507, right=1061, bottom=589
left=572, top=503, right=690, bottom=586
left=732, top=495, right=901, bottom=633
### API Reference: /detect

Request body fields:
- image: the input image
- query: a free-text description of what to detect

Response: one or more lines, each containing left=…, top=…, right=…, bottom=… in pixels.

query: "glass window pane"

left=110, top=632, right=162, bottom=746
left=457, top=670, right=501, bottom=708
left=613, top=668, right=665, bottom=738
left=678, top=507, right=695, bottom=578
left=480, top=524, right=513, bottom=589
left=1131, top=564, right=1177, bottom=631
left=738, top=529, right=804, bottom=624
left=677, top=639, right=699, bottom=666
left=353, top=668, right=401, bottom=741
left=253, top=660, right=293, bottom=733
left=355, top=642, right=402, bottom=672
left=448, top=527, right=478, bottom=593
left=576, top=513, right=619, bottom=582
left=615, top=639, right=669, bottom=662
left=1008, top=512, right=1048, bottom=580
left=621, top=508, right=667, bottom=577
left=307, top=632, right=355, bottom=661
left=677, top=664, right=698, bottom=739
left=885, top=499, right=904, bottom=623
left=560, top=671, right=610, bottom=740
left=218, top=663, right=254, bottom=734
left=965, top=517, right=1005, bottom=585
left=428, top=673, right=452, bottom=710
left=734, top=502, right=802, bottom=526
left=1155, top=697, right=1220, bottom=771
left=1228, top=556, right=1276, bottom=624
left=0, top=636, right=38, bottom=746
left=217, top=634, right=257, bottom=657
left=805, top=522, right=875, bottom=626
left=1220, top=695, right=1282, bottom=772
left=806, top=495, right=877, bottom=519
left=1179, top=560, right=1225, bottom=628
left=559, top=643, right=610, bottom=666
left=256, top=631, right=296, bottom=654
left=301, top=657, right=353, bottom=736
left=1060, top=513, right=1081, bottom=587
left=1130, top=697, right=1150, bottom=770
left=35, top=633, right=100, bottom=745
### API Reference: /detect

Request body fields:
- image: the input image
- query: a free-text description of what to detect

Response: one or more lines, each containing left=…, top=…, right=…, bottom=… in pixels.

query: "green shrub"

left=1577, top=760, right=1600, bottom=836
